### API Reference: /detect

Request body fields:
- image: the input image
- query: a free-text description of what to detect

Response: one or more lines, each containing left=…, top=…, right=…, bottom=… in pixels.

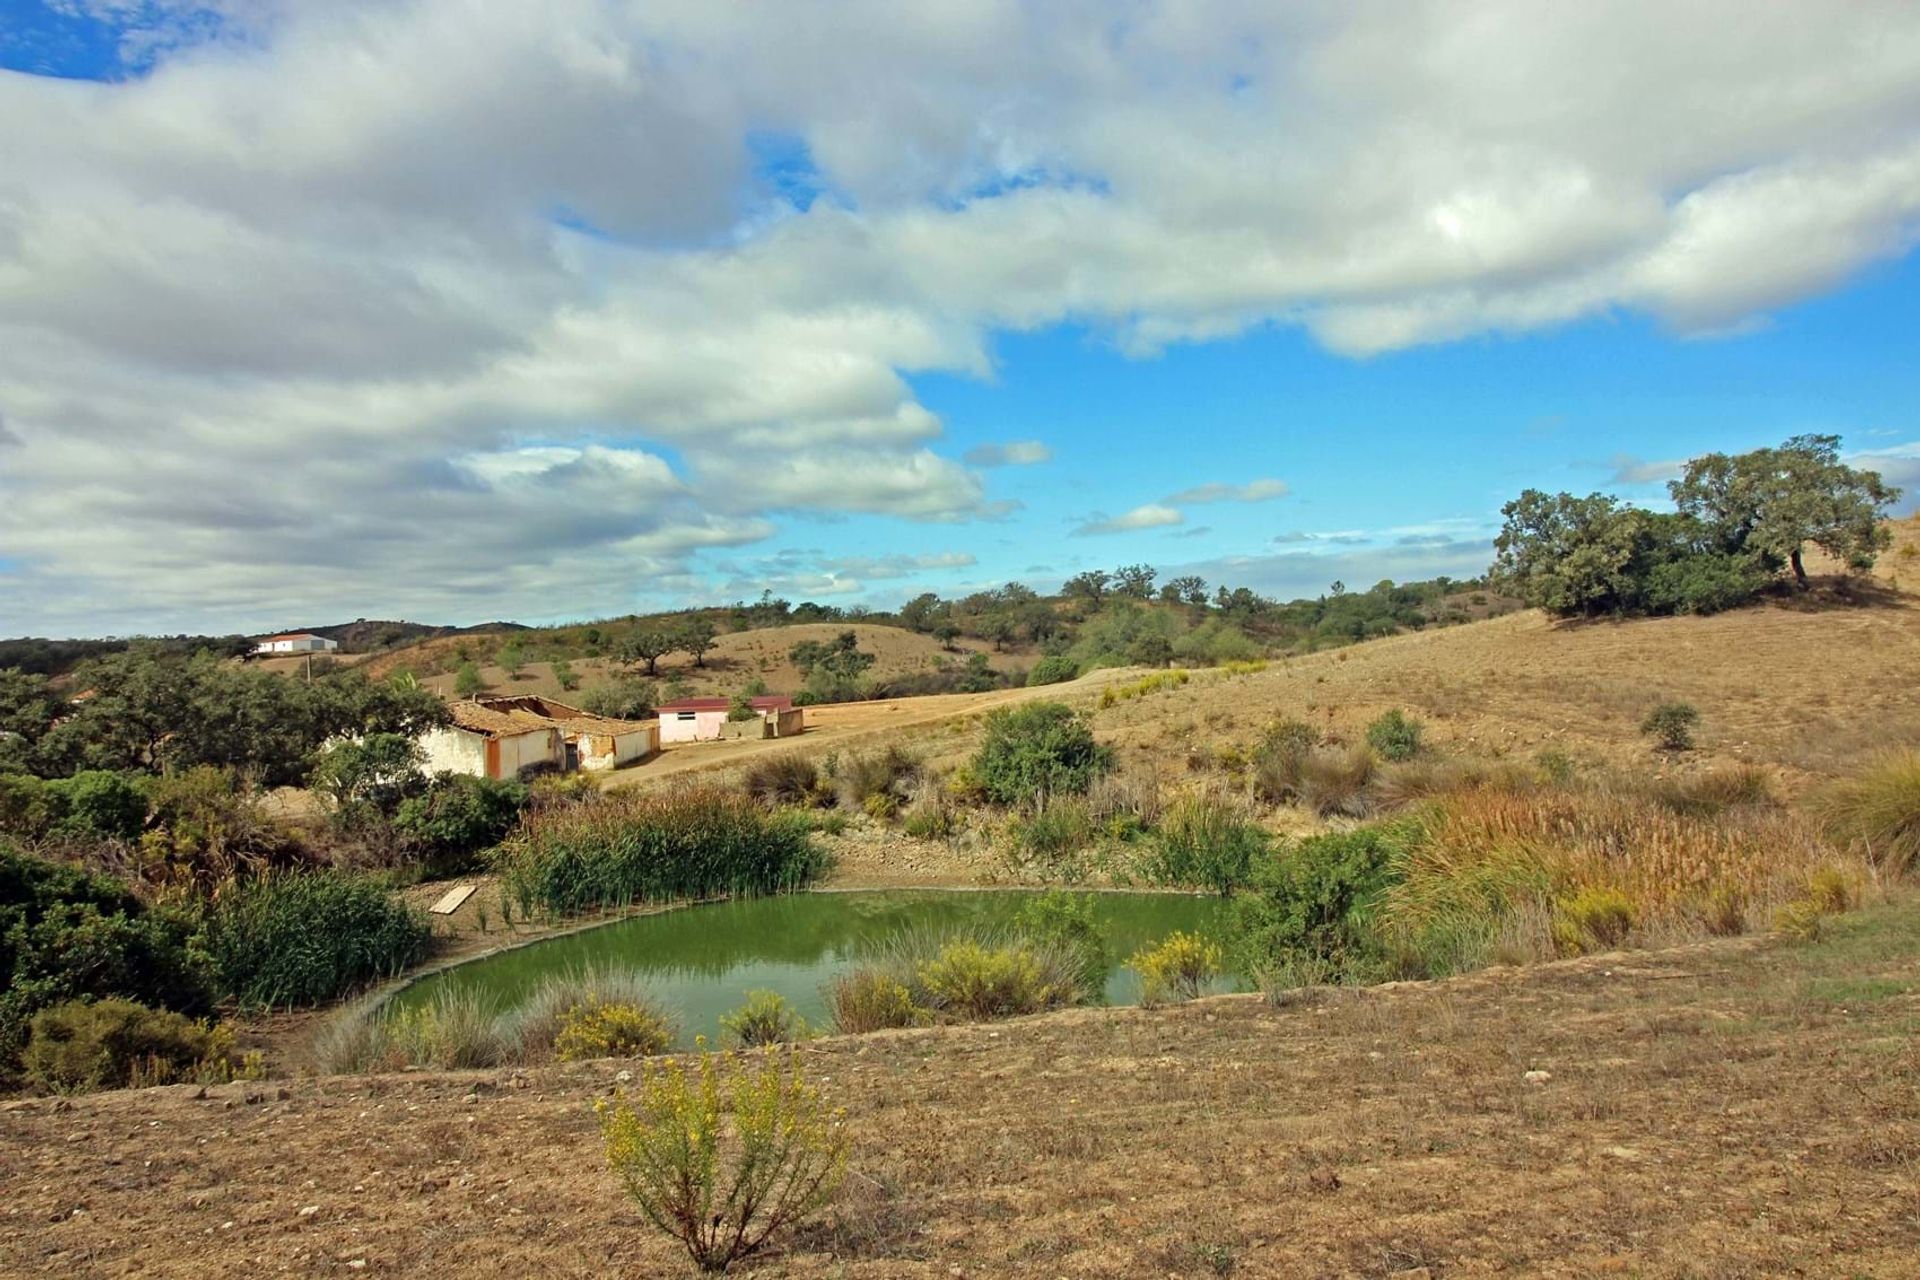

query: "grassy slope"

left=5, top=898, right=1915, bottom=1276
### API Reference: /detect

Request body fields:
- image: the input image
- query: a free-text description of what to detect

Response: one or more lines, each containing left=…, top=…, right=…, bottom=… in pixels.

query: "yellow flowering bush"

left=1129, top=931, right=1223, bottom=1005
left=597, top=1045, right=848, bottom=1272
left=554, top=999, right=674, bottom=1062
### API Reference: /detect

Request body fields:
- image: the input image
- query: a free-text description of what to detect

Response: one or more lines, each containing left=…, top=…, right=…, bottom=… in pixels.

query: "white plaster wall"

left=498, top=729, right=560, bottom=776
left=659, top=710, right=728, bottom=743
left=418, top=726, right=490, bottom=778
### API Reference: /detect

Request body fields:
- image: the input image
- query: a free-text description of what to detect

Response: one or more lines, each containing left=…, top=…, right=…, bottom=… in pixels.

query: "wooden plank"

left=428, top=884, right=477, bottom=916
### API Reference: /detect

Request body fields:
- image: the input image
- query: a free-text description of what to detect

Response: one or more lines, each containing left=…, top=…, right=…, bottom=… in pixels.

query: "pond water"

left=394, top=889, right=1241, bottom=1042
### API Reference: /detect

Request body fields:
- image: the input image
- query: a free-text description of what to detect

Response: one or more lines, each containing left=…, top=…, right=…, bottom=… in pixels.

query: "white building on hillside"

left=254, top=632, right=339, bottom=655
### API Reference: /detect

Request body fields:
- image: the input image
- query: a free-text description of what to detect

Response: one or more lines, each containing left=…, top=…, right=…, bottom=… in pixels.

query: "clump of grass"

left=721, top=990, right=809, bottom=1047
left=503, top=966, right=677, bottom=1062
left=1129, top=931, right=1223, bottom=1005
left=836, top=746, right=921, bottom=814
left=1008, top=795, right=1096, bottom=870
left=494, top=786, right=825, bottom=919
left=1086, top=770, right=1162, bottom=839
left=743, top=754, right=827, bottom=809
left=1099, top=669, right=1192, bottom=708
left=1139, top=789, right=1268, bottom=895
left=314, top=988, right=509, bottom=1072
left=1297, top=744, right=1376, bottom=817
left=1650, top=765, right=1777, bottom=817
left=900, top=793, right=960, bottom=841
left=1813, top=750, right=1920, bottom=876
left=825, top=970, right=921, bottom=1034
left=1372, top=758, right=1535, bottom=809
left=844, top=927, right=1093, bottom=1025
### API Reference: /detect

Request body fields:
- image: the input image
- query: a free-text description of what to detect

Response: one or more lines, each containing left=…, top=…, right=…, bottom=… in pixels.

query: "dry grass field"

left=5, top=898, right=1916, bottom=1278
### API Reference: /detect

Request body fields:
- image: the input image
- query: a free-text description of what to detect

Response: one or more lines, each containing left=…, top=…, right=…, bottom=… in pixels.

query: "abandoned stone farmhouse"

left=419, top=695, right=658, bottom=781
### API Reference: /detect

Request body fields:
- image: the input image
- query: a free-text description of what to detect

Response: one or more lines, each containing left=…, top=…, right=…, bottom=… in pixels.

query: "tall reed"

left=492, top=785, right=826, bottom=919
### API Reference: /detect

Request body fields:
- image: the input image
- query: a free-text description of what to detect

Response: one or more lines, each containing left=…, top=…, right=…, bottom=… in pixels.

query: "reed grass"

left=493, top=785, right=825, bottom=919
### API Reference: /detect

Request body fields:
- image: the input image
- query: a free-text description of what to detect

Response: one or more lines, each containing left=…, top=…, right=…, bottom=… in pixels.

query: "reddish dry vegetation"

left=5, top=900, right=1917, bottom=1278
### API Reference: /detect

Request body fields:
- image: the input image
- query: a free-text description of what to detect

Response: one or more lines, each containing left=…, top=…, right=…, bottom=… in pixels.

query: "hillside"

left=376, top=623, right=1028, bottom=703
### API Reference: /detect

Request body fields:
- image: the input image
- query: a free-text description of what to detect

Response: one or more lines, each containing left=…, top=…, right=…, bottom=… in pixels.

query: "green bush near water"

left=200, top=873, right=431, bottom=1008
left=493, top=786, right=826, bottom=919
left=972, top=702, right=1112, bottom=806
left=1232, top=826, right=1410, bottom=981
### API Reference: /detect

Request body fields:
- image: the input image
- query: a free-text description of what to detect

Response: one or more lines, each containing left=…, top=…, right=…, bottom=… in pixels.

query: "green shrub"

left=1140, top=791, right=1268, bottom=895
left=392, top=774, right=528, bottom=866
left=1129, top=931, right=1223, bottom=1005
left=1011, top=891, right=1110, bottom=990
left=0, top=773, right=59, bottom=839
left=45, top=770, right=148, bottom=841
left=743, top=754, right=825, bottom=809
left=1640, top=701, right=1700, bottom=752
left=453, top=662, right=486, bottom=697
left=1814, top=750, right=1920, bottom=876
left=23, top=998, right=229, bottom=1093
left=825, top=969, right=920, bottom=1033
left=1643, top=552, right=1770, bottom=615
left=1552, top=887, right=1636, bottom=954
left=1232, top=826, right=1409, bottom=977
left=721, top=990, right=809, bottom=1047
left=1, top=845, right=212, bottom=1073
left=1364, top=710, right=1424, bottom=762
left=495, top=786, right=825, bottom=918
left=598, top=1047, right=847, bottom=1273
left=1026, top=655, right=1079, bottom=687
left=972, top=702, right=1112, bottom=806
left=200, top=873, right=430, bottom=1008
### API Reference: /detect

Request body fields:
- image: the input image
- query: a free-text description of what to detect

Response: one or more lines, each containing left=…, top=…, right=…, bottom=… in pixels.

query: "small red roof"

left=655, top=695, right=794, bottom=713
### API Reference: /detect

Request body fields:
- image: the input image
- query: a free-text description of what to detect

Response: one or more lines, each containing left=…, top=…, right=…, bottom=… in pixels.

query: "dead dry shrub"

left=742, top=754, right=827, bottom=809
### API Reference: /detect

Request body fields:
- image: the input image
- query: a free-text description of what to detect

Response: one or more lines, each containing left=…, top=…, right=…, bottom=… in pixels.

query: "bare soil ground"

left=6, top=898, right=1916, bottom=1278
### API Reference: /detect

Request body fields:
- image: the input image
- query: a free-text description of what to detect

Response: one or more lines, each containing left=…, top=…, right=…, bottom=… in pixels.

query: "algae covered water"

left=394, top=889, right=1239, bottom=1042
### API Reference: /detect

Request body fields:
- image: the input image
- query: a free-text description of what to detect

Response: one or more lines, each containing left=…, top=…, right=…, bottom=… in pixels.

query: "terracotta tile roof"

left=447, top=695, right=655, bottom=739
left=655, top=696, right=794, bottom=712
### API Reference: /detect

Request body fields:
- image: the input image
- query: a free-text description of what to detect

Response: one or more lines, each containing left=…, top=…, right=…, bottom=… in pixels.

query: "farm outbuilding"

left=417, top=696, right=658, bottom=781
left=655, top=695, right=802, bottom=744
left=253, top=632, right=338, bottom=655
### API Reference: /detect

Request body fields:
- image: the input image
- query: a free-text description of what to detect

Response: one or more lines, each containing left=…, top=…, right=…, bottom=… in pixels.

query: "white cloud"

left=964, top=440, right=1053, bottom=467
left=2, top=1, right=1919, bottom=628
left=1166, top=478, right=1290, bottom=504
left=1072, top=503, right=1186, bottom=536
left=1608, top=454, right=1688, bottom=486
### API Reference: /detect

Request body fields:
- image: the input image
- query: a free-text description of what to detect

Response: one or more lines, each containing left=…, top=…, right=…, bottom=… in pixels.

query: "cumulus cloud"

left=2, top=0, right=1918, bottom=629
left=964, top=440, right=1053, bottom=467
left=1166, top=478, right=1290, bottom=504
left=1072, top=503, right=1186, bottom=536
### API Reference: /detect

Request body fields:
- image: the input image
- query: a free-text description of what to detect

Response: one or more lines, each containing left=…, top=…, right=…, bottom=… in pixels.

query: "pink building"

left=655, top=695, right=803, bottom=743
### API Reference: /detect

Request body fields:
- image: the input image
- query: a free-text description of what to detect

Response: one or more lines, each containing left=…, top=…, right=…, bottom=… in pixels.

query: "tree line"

left=1494, top=435, right=1900, bottom=618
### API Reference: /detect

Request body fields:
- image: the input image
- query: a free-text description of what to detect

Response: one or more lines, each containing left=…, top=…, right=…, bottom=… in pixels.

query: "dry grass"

left=1814, top=749, right=1920, bottom=876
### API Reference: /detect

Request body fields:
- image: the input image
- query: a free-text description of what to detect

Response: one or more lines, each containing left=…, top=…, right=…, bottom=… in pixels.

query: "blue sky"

left=1, top=2, right=1917, bottom=634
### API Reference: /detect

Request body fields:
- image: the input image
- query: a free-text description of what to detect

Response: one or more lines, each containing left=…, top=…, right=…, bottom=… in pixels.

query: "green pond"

left=394, top=889, right=1241, bottom=1042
